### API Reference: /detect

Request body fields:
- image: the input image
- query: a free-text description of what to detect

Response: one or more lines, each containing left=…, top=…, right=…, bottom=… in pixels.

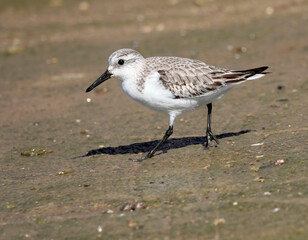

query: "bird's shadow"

left=77, top=130, right=252, bottom=158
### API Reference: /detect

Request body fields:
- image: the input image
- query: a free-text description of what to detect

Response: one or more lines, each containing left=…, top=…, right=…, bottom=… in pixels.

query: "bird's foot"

left=129, top=152, right=152, bottom=162
left=205, top=130, right=219, bottom=148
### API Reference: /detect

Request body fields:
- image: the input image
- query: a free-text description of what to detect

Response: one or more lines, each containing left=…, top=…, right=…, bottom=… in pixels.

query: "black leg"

left=205, top=103, right=219, bottom=148
left=133, top=126, right=173, bottom=162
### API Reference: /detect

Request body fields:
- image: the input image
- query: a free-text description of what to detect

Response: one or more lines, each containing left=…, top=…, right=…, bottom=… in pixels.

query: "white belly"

left=120, top=74, right=233, bottom=115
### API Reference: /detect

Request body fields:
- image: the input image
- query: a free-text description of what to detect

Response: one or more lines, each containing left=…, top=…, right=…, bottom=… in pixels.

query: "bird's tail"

left=222, top=66, right=269, bottom=84
left=236, top=66, right=269, bottom=80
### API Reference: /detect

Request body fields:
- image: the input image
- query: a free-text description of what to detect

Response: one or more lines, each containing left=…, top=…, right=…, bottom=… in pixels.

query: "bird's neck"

left=120, top=67, right=147, bottom=101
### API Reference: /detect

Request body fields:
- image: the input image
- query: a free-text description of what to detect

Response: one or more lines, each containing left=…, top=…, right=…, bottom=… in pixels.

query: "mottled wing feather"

left=150, top=58, right=240, bottom=98
left=146, top=56, right=267, bottom=98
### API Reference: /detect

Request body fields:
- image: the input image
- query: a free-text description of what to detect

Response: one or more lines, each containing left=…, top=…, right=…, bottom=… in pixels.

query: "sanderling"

left=86, top=48, right=268, bottom=161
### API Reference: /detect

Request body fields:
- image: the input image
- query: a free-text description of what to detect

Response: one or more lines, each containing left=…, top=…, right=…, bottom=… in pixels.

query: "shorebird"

left=86, top=48, right=268, bottom=161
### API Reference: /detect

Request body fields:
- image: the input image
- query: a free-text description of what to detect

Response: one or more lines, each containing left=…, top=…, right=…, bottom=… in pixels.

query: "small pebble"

left=264, top=133, right=270, bottom=138
left=274, top=159, right=285, bottom=166
left=203, top=165, right=210, bottom=171
left=127, top=222, right=136, bottom=227
left=120, top=201, right=147, bottom=211
left=136, top=202, right=147, bottom=209
left=97, top=226, right=103, bottom=233
left=251, top=142, right=264, bottom=146
left=56, top=169, right=72, bottom=176
left=6, top=202, right=16, bottom=209
left=80, top=129, right=90, bottom=135
left=251, top=166, right=260, bottom=172
left=254, top=176, right=264, bottom=182
left=214, top=218, right=226, bottom=226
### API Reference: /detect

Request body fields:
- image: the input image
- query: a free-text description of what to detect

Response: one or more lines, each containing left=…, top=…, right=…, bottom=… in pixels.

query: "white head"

left=86, top=49, right=145, bottom=92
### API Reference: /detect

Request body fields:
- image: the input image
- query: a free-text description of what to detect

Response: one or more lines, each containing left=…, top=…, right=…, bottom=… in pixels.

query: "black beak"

left=85, top=70, right=112, bottom=93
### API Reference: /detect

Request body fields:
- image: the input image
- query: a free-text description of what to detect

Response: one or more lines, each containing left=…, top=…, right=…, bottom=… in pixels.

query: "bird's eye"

left=118, top=59, right=124, bottom=65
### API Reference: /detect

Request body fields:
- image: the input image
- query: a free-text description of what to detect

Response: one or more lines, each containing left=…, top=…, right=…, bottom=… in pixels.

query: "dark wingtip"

left=258, top=66, right=271, bottom=74
left=237, top=66, right=269, bottom=74
left=259, top=66, right=269, bottom=72
left=261, top=66, right=268, bottom=70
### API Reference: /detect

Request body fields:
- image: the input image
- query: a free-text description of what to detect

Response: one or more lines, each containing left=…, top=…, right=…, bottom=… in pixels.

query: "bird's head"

left=86, top=48, right=144, bottom=92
